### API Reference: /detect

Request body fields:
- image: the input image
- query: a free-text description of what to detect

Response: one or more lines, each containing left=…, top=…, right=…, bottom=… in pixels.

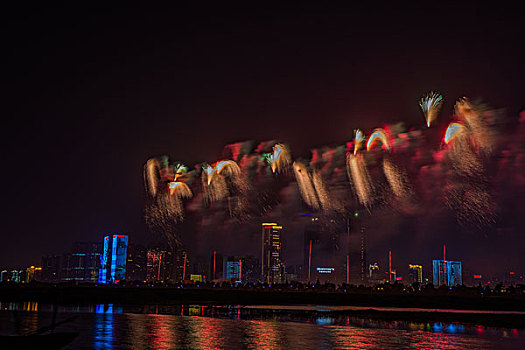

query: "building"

left=433, top=260, right=462, bottom=286
left=0, top=270, right=8, bottom=282
left=99, top=235, right=128, bottom=284
left=408, top=264, right=423, bottom=284
left=61, top=242, right=102, bottom=283
left=126, top=244, right=147, bottom=282
left=25, top=266, right=42, bottom=283
left=224, top=256, right=243, bottom=282
left=368, top=263, right=381, bottom=283
left=210, top=252, right=224, bottom=281
left=261, top=223, right=282, bottom=284
left=41, top=255, right=61, bottom=282
left=145, top=247, right=173, bottom=283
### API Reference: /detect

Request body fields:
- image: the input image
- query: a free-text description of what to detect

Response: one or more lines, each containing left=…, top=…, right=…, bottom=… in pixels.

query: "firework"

left=454, top=98, right=493, bottom=154
left=203, top=164, right=216, bottom=185
left=366, top=128, right=390, bottom=151
left=202, top=165, right=227, bottom=203
left=383, top=157, right=410, bottom=199
left=216, top=160, right=241, bottom=177
left=419, top=92, right=443, bottom=127
left=444, top=122, right=464, bottom=144
left=354, top=129, right=365, bottom=155
left=172, top=163, right=188, bottom=180
left=268, top=143, right=291, bottom=173
left=168, top=181, right=192, bottom=198
left=144, top=158, right=161, bottom=197
left=346, top=153, right=373, bottom=207
left=293, top=162, right=320, bottom=210
left=312, top=170, right=331, bottom=211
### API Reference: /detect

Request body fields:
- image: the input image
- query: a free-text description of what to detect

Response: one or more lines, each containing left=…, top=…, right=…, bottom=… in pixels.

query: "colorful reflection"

left=94, top=304, right=114, bottom=350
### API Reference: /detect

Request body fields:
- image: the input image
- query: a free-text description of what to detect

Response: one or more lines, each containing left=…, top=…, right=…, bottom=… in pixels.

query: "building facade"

left=408, top=264, right=423, bottom=284
left=261, top=223, right=282, bottom=284
left=99, top=235, right=128, bottom=284
left=432, top=260, right=462, bottom=286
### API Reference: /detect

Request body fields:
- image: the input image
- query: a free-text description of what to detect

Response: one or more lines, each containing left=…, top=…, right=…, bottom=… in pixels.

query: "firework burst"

left=293, top=161, right=321, bottom=210
left=346, top=153, right=373, bottom=208
left=366, top=128, right=390, bottom=151
left=419, top=92, right=443, bottom=127
left=268, top=143, right=291, bottom=173
left=144, top=158, right=161, bottom=197
left=354, top=129, right=366, bottom=155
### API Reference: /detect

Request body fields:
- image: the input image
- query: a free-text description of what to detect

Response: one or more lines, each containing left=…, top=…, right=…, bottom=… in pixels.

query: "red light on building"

left=117, top=235, right=125, bottom=238
left=473, top=275, right=482, bottom=279
left=510, top=272, right=515, bottom=275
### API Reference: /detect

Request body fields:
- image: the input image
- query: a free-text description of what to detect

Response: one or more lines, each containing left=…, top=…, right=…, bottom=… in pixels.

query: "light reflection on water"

left=0, top=303, right=523, bottom=349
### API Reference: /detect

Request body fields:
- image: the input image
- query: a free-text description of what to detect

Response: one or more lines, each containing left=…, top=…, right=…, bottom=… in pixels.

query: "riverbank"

left=1, top=285, right=524, bottom=311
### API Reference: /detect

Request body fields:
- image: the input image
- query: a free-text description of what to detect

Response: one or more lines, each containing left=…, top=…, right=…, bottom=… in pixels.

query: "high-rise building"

left=224, top=256, right=243, bottom=282
left=261, top=223, right=282, bottom=284
left=347, top=211, right=367, bottom=285
left=61, top=242, right=102, bottom=282
left=210, top=252, right=224, bottom=281
left=25, top=266, right=42, bottom=283
left=368, top=263, right=381, bottom=283
left=126, top=244, right=147, bottom=282
left=408, top=264, right=423, bottom=284
left=0, top=270, right=8, bottom=282
left=145, top=247, right=173, bottom=283
left=99, top=235, right=128, bottom=284
left=41, top=255, right=61, bottom=282
left=433, top=260, right=462, bottom=286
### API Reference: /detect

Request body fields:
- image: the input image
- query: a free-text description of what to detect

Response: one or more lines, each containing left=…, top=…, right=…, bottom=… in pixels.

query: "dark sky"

left=2, top=4, right=524, bottom=273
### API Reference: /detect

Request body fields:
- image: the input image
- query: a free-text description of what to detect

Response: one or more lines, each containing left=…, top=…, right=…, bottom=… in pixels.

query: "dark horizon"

left=2, top=4, right=524, bottom=279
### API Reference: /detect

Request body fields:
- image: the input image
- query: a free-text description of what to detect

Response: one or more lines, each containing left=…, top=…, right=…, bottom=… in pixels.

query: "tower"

left=261, top=222, right=282, bottom=284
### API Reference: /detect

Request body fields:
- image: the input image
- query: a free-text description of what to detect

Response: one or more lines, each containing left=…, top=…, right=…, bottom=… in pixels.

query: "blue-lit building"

left=433, top=260, right=462, bottom=286
left=224, top=257, right=243, bottom=282
left=99, top=235, right=128, bottom=284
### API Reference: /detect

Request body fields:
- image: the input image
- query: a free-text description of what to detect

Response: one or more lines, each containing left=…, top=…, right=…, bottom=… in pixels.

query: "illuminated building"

left=261, top=223, right=282, bottom=284
left=25, top=266, right=42, bottom=283
left=408, top=264, right=423, bottom=284
left=210, top=252, right=224, bottom=281
left=41, top=255, right=61, bottom=282
left=0, top=270, right=7, bottom=282
left=224, top=256, right=243, bottom=282
left=190, top=274, right=203, bottom=282
left=145, top=247, right=173, bottom=283
left=98, top=235, right=128, bottom=284
left=432, top=260, right=462, bottom=286
left=126, top=244, right=147, bottom=282
left=347, top=211, right=367, bottom=285
left=368, top=263, right=381, bottom=283
left=62, top=242, right=102, bottom=282
left=10, top=270, right=21, bottom=283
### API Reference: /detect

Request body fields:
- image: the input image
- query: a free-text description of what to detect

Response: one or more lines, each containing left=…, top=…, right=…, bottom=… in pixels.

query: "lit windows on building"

left=408, top=264, right=423, bottom=284
left=99, top=235, right=128, bottom=284
left=261, top=223, right=282, bottom=284
left=432, top=260, right=462, bottom=286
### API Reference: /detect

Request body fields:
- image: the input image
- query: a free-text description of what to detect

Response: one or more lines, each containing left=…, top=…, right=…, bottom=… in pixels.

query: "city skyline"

left=2, top=5, right=524, bottom=278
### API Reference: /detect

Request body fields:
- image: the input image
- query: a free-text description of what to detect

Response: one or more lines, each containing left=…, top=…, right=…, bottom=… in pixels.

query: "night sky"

left=2, top=4, right=524, bottom=277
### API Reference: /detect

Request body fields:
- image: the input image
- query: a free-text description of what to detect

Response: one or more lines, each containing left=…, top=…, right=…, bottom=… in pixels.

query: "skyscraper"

left=126, top=244, right=147, bottom=282
left=145, top=247, right=173, bottom=283
left=41, top=255, right=61, bottom=282
left=99, top=235, right=128, bottom=284
left=433, top=260, right=462, bottom=286
left=261, top=222, right=282, bottom=284
left=210, top=251, right=224, bottom=281
left=61, top=242, right=102, bottom=282
left=408, top=264, right=423, bottom=284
